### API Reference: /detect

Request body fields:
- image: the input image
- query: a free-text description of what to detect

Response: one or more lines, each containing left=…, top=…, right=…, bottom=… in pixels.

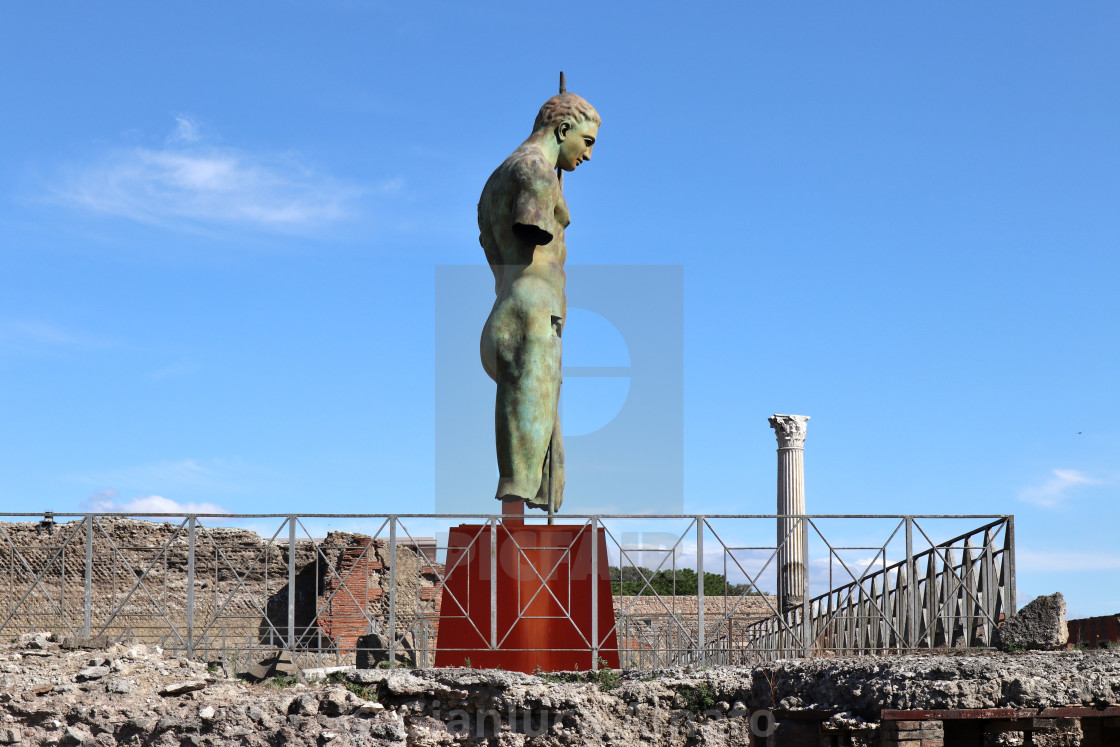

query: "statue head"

left=532, top=93, right=600, bottom=132
left=533, top=93, right=600, bottom=172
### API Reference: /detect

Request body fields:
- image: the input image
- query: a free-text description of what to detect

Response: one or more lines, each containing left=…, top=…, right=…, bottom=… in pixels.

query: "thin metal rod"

left=556, top=71, right=566, bottom=189
left=187, top=516, right=196, bottom=658
left=287, top=515, right=296, bottom=653
left=696, top=516, right=705, bottom=665
left=1006, top=515, right=1016, bottom=614
left=802, top=561, right=811, bottom=658
left=489, top=516, right=497, bottom=650
left=591, top=516, right=599, bottom=669
left=0, top=512, right=1012, bottom=520
left=388, top=517, right=397, bottom=667
left=905, top=516, right=917, bottom=648
left=83, top=516, right=92, bottom=639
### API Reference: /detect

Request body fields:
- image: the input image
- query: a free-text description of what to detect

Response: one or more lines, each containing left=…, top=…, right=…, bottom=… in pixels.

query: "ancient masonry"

left=3, top=636, right=1120, bottom=746
left=0, top=518, right=442, bottom=657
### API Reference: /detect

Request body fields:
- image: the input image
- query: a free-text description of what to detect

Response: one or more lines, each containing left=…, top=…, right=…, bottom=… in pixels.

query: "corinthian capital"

left=769, top=414, right=810, bottom=449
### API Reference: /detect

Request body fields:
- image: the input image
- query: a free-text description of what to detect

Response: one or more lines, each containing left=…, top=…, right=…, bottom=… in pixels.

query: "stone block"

left=884, top=720, right=943, bottom=739
left=355, top=632, right=415, bottom=669
left=157, top=679, right=207, bottom=696
left=889, top=720, right=926, bottom=730
left=76, top=665, right=110, bottom=681
left=60, top=635, right=109, bottom=651
left=243, top=648, right=298, bottom=682
left=995, top=592, right=1069, bottom=651
left=882, top=720, right=946, bottom=747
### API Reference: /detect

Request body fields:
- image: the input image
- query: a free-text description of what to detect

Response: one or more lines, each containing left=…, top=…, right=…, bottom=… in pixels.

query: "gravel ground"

left=2, top=633, right=1118, bottom=745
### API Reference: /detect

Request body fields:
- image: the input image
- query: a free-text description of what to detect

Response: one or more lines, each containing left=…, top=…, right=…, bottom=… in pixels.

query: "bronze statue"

left=478, top=89, right=600, bottom=516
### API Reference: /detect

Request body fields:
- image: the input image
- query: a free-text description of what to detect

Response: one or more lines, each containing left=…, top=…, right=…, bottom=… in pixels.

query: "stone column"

left=769, top=414, right=809, bottom=615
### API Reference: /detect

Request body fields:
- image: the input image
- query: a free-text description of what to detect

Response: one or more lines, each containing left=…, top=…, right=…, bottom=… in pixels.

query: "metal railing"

left=735, top=516, right=1015, bottom=662
left=0, top=513, right=1013, bottom=671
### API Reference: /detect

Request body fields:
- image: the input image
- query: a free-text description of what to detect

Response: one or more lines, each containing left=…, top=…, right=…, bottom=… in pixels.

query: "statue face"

left=556, top=120, right=598, bottom=172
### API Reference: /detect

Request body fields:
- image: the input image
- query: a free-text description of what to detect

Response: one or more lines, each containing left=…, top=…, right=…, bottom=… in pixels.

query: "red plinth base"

left=433, top=522, right=620, bottom=673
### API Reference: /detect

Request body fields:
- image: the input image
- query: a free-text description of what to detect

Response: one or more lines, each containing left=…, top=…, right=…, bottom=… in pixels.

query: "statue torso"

left=478, top=145, right=569, bottom=301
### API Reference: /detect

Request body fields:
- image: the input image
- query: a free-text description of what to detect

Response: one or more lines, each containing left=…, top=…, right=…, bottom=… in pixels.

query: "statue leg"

left=493, top=312, right=561, bottom=505
left=535, top=394, right=564, bottom=513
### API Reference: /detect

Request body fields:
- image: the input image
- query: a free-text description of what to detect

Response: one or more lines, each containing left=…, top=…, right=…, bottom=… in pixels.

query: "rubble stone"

left=995, top=591, right=1070, bottom=651
left=59, top=635, right=110, bottom=651
left=76, top=665, right=110, bottom=681
left=157, top=679, right=207, bottom=696
left=0, top=637, right=1117, bottom=745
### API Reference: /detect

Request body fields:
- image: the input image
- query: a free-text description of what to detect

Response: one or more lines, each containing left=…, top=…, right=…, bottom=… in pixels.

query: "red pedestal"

left=433, top=523, right=619, bottom=672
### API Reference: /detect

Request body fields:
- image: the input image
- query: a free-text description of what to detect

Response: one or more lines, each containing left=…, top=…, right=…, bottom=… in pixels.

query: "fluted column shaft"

left=769, top=414, right=809, bottom=615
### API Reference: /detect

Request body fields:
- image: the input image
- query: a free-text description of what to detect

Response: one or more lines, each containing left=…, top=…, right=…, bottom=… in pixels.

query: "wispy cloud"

left=76, top=458, right=264, bottom=496
left=0, top=319, right=116, bottom=354
left=168, top=115, right=201, bottom=145
left=85, top=489, right=230, bottom=516
left=52, top=116, right=370, bottom=233
left=1019, top=468, right=1100, bottom=508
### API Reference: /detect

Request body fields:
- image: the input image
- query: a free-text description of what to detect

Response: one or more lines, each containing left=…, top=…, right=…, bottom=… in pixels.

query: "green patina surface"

left=477, top=91, right=600, bottom=514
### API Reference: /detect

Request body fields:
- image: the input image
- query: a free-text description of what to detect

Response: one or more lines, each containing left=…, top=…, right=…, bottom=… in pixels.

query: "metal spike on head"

left=555, top=71, right=567, bottom=191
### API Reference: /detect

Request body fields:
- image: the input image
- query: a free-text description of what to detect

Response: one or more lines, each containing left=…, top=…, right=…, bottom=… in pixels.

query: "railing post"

left=388, top=516, right=397, bottom=667
left=591, top=517, right=599, bottom=670
left=802, top=576, right=811, bottom=658
left=186, top=516, right=196, bottom=658
left=83, top=515, right=93, bottom=639
left=287, top=516, right=296, bottom=654
left=696, top=517, right=704, bottom=665
left=1005, top=515, right=1016, bottom=615
left=905, top=516, right=917, bottom=649
left=489, top=515, right=497, bottom=651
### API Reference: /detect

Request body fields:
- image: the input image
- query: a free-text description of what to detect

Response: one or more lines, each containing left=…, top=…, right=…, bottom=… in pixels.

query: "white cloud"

left=52, top=117, right=368, bottom=232
left=168, top=115, right=202, bottom=144
left=85, top=489, right=230, bottom=516
left=1018, top=468, right=1099, bottom=508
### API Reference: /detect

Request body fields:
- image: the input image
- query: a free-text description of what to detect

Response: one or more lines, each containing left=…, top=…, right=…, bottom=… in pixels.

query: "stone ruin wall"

left=0, top=519, right=439, bottom=660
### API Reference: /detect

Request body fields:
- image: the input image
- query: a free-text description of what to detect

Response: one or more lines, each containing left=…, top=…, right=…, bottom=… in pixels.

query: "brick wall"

left=881, top=719, right=944, bottom=746
left=313, top=532, right=442, bottom=653
left=1068, top=614, right=1120, bottom=648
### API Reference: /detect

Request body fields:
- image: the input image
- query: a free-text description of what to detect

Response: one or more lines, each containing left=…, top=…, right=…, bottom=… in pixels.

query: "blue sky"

left=1, top=3, right=1117, bottom=617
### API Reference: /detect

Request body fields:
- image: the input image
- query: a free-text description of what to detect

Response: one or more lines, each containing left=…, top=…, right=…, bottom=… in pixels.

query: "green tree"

left=609, top=565, right=760, bottom=596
